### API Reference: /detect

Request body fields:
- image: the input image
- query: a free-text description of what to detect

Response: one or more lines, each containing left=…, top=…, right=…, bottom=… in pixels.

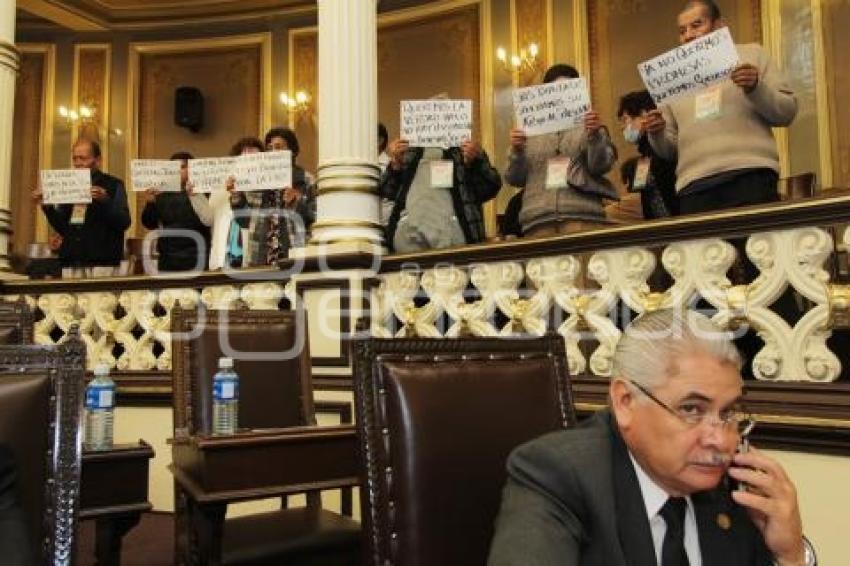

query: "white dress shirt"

left=629, top=452, right=702, bottom=566
left=628, top=452, right=815, bottom=566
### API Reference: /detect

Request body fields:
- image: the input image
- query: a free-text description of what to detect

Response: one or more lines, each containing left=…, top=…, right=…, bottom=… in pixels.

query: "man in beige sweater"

left=646, top=0, right=797, bottom=215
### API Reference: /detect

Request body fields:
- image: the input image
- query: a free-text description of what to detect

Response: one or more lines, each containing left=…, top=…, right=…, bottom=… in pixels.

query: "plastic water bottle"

left=212, top=357, right=239, bottom=435
left=85, top=364, right=115, bottom=451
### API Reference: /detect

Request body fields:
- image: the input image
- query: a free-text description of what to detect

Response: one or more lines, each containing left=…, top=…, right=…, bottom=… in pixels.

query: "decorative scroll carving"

left=372, top=228, right=844, bottom=382
left=20, top=282, right=285, bottom=371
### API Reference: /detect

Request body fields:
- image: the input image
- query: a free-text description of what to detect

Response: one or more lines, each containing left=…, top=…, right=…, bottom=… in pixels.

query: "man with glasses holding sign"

left=489, top=309, right=815, bottom=566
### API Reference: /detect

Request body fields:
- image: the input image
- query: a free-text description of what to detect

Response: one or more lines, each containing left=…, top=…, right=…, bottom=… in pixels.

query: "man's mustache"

left=690, top=452, right=733, bottom=466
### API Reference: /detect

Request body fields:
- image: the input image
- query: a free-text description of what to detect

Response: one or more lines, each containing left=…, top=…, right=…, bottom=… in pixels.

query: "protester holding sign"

left=32, top=138, right=131, bottom=278
left=381, top=133, right=501, bottom=253
left=206, top=137, right=261, bottom=269
left=227, top=128, right=316, bottom=266
left=141, top=152, right=212, bottom=273
left=645, top=0, right=797, bottom=214
left=616, top=90, right=678, bottom=219
left=505, top=64, right=618, bottom=238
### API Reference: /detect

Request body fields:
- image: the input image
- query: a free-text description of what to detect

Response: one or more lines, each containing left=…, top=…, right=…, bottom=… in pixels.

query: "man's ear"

left=609, top=377, right=636, bottom=428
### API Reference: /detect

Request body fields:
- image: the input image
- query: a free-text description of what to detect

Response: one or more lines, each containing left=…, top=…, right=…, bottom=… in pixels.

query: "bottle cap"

left=219, top=357, right=234, bottom=369
left=93, top=364, right=110, bottom=377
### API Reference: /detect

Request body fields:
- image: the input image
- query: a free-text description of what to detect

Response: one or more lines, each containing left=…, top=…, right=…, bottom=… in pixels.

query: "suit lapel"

left=693, top=486, right=746, bottom=566
left=608, top=418, right=658, bottom=566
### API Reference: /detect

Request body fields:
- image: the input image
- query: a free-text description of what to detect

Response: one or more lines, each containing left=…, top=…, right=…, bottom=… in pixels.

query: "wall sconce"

left=57, top=104, right=96, bottom=125
left=496, top=42, right=541, bottom=77
left=279, top=91, right=311, bottom=119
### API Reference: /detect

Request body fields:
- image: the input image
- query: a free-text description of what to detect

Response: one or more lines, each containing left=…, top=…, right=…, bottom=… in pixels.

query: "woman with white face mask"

left=617, top=90, right=679, bottom=219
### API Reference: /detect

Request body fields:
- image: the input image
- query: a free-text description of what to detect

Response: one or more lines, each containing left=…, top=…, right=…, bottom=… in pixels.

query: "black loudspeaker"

left=174, top=86, right=204, bottom=132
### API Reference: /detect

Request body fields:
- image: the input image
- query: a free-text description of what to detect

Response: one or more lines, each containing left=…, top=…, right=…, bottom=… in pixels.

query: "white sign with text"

left=232, top=150, right=293, bottom=192
left=638, top=27, right=740, bottom=105
left=512, top=79, right=591, bottom=137
left=400, top=100, right=473, bottom=148
left=188, top=157, right=237, bottom=193
left=40, top=169, right=92, bottom=205
left=130, top=159, right=182, bottom=192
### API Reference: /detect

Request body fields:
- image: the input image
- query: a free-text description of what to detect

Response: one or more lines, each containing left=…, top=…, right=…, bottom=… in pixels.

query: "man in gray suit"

left=489, top=309, right=813, bottom=566
left=0, top=446, right=32, bottom=565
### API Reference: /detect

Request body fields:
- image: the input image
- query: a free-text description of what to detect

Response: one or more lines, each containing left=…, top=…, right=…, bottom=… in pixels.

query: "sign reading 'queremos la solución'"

left=638, top=27, right=740, bottom=105
left=400, top=100, right=473, bottom=148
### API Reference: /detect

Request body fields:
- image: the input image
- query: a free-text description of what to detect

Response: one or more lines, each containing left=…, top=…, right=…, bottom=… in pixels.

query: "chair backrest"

left=779, top=172, right=816, bottom=200
left=171, top=307, right=314, bottom=437
left=0, top=298, right=34, bottom=345
left=0, top=331, right=85, bottom=565
left=352, top=333, right=576, bottom=566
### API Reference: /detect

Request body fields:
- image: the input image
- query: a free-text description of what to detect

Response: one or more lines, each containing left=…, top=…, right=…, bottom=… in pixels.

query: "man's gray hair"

left=612, top=309, right=742, bottom=390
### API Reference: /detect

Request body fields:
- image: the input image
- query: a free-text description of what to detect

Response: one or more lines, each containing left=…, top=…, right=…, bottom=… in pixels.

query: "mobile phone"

left=731, top=436, right=750, bottom=492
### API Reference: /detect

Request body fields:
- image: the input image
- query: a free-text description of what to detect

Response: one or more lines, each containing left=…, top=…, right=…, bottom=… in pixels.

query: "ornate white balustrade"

left=372, top=226, right=844, bottom=382
left=8, top=281, right=294, bottom=371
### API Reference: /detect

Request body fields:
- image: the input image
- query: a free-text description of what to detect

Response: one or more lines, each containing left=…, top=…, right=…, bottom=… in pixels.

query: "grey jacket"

left=505, top=129, right=617, bottom=233
left=488, top=411, right=773, bottom=566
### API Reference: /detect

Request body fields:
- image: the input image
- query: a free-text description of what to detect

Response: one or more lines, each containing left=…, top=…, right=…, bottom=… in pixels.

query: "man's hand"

left=282, top=186, right=301, bottom=207
left=584, top=111, right=603, bottom=135
left=461, top=139, right=481, bottom=165
left=729, top=446, right=805, bottom=565
left=731, top=63, right=760, bottom=94
left=225, top=176, right=236, bottom=193
left=91, top=186, right=108, bottom=202
left=644, top=110, right=666, bottom=134
left=31, top=187, right=43, bottom=204
left=185, top=181, right=195, bottom=196
left=143, top=188, right=160, bottom=204
left=388, top=139, right=409, bottom=171
left=509, top=128, right=527, bottom=153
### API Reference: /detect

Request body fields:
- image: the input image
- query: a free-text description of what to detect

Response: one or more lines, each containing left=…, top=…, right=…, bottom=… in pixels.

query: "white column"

left=0, top=0, right=17, bottom=271
left=303, top=0, right=384, bottom=254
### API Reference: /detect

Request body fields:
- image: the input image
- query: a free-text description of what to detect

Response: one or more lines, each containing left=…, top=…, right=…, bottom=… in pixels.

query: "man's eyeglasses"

left=629, top=379, right=755, bottom=435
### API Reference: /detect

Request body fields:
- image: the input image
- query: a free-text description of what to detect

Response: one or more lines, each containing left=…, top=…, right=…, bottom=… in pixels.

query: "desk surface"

left=80, top=440, right=154, bottom=518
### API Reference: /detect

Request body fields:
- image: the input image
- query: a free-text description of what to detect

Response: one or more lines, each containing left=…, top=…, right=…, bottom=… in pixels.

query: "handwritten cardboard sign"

left=40, top=169, right=92, bottom=205
left=638, top=27, right=739, bottom=105
left=400, top=100, right=473, bottom=148
left=130, top=159, right=182, bottom=192
left=512, top=79, right=591, bottom=137
left=188, top=157, right=237, bottom=193
left=232, top=151, right=293, bottom=192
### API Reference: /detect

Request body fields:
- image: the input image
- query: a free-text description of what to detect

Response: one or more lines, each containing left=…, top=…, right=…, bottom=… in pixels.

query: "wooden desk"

left=169, top=426, right=360, bottom=565
left=80, top=441, right=155, bottom=566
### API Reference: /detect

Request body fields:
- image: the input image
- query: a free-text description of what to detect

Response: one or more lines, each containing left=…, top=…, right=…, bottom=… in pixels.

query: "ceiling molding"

left=18, top=0, right=108, bottom=31
left=16, top=0, right=316, bottom=32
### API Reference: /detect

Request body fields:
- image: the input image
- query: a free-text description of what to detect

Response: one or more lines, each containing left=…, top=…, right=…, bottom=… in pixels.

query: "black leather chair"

left=169, top=306, right=360, bottom=565
left=0, top=297, right=34, bottom=345
left=352, top=332, right=576, bottom=566
left=0, top=328, right=86, bottom=565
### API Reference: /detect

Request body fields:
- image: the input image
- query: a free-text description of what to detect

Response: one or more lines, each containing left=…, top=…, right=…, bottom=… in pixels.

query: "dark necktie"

left=659, top=497, right=690, bottom=566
